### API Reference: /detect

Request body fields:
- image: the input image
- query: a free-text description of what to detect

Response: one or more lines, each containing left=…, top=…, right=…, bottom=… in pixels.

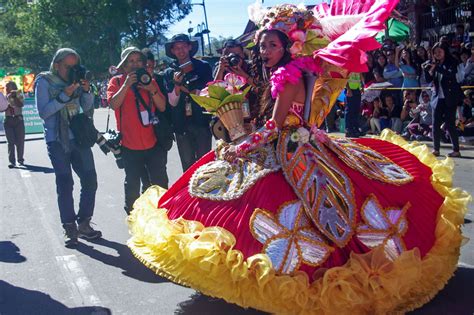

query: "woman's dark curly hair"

left=249, top=29, right=292, bottom=127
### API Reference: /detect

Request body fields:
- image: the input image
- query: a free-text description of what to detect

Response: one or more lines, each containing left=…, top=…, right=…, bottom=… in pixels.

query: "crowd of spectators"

left=327, top=23, right=474, bottom=153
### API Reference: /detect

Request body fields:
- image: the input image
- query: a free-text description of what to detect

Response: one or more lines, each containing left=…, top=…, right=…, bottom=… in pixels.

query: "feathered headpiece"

left=248, top=0, right=399, bottom=126
left=248, top=3, right=329, bottom=57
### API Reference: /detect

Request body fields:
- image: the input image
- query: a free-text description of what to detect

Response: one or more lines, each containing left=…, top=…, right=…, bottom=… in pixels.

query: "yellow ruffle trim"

left=127, top=129, right=471, bottom=315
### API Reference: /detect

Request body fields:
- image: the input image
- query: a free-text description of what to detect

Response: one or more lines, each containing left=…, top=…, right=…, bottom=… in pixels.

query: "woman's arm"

left=228, top=78, right=304, bottom=160
left=272, top=81, right=302, bottom=128
left=35, top=78, right=67, bottom=120
left=394, top=47, right=400, bottom=69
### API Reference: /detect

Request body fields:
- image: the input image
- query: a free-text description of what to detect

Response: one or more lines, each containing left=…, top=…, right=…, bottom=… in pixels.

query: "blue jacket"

left=35, top=73, right=94, bottom=143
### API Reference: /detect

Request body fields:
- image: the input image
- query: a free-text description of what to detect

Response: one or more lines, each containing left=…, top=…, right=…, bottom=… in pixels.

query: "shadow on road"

left=21, top=164, right=54, bottom=174
left=0, top=280, right=111, bottom=315
left=0, top=241, right=26, bottom=263
left=75, top=237, right=169, bottom=284
left=410, top=267, right=474, bottom=314
left=174, top=293, right=266, bottom=315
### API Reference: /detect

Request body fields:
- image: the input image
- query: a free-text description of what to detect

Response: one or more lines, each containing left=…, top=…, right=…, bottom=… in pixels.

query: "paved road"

left=1, top=108, right=473, bottom=314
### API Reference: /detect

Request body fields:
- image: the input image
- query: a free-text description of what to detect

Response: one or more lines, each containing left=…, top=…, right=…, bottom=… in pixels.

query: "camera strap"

left=132, top=86, right=154, bottom=127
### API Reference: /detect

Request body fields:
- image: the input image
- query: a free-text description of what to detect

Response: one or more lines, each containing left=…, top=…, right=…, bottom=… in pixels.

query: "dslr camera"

left=68, top=64, right=93, bottom=84
left=135, top=68, right=152, bottom=86
left=96, top=129, right=124, bottom=169
left=226, top=53, right=242, bottom=67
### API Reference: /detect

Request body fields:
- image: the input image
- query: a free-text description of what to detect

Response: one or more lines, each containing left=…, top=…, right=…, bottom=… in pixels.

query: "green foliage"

left=190, top=94, right=221, bottom=112
left=220, top=86, right=250, bottom=106
left=208, top=85, right=230, bottom=100
left=0, top=0, right=191, bottom=74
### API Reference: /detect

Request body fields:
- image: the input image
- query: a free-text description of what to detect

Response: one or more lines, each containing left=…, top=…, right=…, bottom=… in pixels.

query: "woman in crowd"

left=426, top=42, right=464, bottom=157
left=127, top=3, right=469, bottom=314
left=374, top=52, right=388, bottom=81
left=396, top=47, right=419, bottom=88
left=414, top=45, right=429, bottom=85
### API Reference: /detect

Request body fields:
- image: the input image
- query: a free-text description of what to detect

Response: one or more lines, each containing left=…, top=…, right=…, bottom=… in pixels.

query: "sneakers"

left=63, top=223, right=79, bottom=247
left=78, top=218, right=102, bottom=240
left=8, top=163, right=15, bottom=169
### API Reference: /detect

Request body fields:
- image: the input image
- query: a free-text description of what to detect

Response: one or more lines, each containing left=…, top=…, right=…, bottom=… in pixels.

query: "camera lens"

left=227, top=53, right=241, bottom=67
left=136, top=68, right=152, bottom=85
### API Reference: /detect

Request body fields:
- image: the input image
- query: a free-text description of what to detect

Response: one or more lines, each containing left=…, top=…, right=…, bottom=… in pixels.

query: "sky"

left=166, top=0, right=324, bottom=40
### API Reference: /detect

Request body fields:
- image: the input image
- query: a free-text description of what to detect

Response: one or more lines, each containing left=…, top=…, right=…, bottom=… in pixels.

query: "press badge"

left=140, top=110, right=150, bottom=125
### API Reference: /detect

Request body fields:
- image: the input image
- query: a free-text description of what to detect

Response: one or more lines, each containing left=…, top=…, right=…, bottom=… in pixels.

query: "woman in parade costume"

left=127, top=1, right=470, bottom=314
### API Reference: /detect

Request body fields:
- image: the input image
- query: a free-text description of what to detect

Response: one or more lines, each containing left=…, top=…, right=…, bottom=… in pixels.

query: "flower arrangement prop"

left=191, top=73, right=251, bottom=141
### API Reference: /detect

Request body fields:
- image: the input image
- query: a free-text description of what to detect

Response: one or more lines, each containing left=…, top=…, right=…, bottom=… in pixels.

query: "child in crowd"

left=406, top=90, right=433, bottom=140
left=400, top=90, right=418, bottom=134
left=360, top=100, right=374, bottom=134
left=458, top=90, right=474, bottom=143
left=385, top=94, right=402, bottom=132
left=370, top=96, right=389, bottom=133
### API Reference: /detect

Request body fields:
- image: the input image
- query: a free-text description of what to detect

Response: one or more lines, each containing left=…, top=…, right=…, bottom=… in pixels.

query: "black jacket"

left=425, top=58, right=463, bottom=106
left=163, top=58, right=213, bottom=134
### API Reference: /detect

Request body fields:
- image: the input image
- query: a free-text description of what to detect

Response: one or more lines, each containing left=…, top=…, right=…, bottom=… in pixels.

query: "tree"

left=211, top=36, right=233, bottom=54
left=0, top=0, right=61, bottom=72
left=0, top=0, right=191, bottom=74
left=125, top=0, right=191, bottom=48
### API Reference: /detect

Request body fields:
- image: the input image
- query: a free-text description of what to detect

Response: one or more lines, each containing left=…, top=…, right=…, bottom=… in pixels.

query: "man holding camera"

left=35, top=48, right=101, bottom=247
left=107, top=47, right=167, bottom=214
left=214, top=39, right=251, bottom=82
left=3, top=81, right=25, bottom=168
left=163, top=34, right=213, bottom=171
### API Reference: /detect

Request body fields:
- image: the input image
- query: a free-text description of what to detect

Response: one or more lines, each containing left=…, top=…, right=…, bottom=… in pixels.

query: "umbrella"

left=376, top=18, right=410, bottom=43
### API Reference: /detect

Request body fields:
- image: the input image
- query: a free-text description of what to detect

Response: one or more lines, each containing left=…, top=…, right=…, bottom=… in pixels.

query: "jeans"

left=432, top=98, right=459, bottom=152
left=175, top=124, right=212, bottom=172
left=47, top=141, right=97, bottom=224
left=370, top=117, right=381, bottom=134
left=4, top=116, right=25, bottom=164
left=391, top=118, right=403, bottom=134
left=122, top=143, right=168, bottom=214
left=345, top=89, right=361, bottom=134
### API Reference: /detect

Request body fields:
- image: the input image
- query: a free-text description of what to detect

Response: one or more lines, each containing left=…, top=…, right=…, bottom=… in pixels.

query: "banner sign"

left=0, top=97, right=43, bottom=135
left=22, top=97, right=43, bottom=134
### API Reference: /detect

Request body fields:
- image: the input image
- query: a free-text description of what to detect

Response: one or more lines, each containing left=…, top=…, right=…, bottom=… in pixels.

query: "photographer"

left=214, top=39, right=252, bottom=83
left=3, top=81, right=25, bottom=168
left=425, top=42, right=464, bottom=157
left=107, top=47, right=167, bottom=214
left=141, top=48, right=171, bottom=191
left=35, top=48, right=101, bottom=247
left=163, top=34, right=213, bottom=171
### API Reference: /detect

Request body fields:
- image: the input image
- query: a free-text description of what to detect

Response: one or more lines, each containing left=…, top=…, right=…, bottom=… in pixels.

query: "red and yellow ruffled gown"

left=127, top=1, right=470, bottom=314
left=127, top=109, right=470, bottom=314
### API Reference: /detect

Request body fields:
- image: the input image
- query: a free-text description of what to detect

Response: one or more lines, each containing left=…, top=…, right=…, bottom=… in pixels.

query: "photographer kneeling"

left=107, top=47, right=166, bottom=215
left=35, top=48, right=101, bottom=247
